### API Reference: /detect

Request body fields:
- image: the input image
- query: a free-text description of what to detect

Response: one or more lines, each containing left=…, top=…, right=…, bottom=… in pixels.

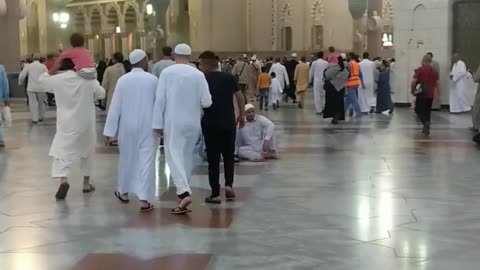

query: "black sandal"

left=55, top=182, right=70, bottom=200
left=114, top=192, right=130, bottom=204
left=140, top=201, right=154, bottom=212
left=205, top=196, right=221, bottom=204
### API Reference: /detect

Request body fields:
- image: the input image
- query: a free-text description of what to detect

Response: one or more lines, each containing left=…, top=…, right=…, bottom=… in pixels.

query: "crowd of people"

left=1, top=33, right=480, bottom=213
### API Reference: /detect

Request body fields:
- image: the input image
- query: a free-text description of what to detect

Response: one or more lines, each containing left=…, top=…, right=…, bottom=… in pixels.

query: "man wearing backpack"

left=232, top=55, right=250, bottom=103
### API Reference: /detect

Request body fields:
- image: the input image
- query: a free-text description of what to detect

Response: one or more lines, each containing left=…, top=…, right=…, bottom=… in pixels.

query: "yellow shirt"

left=257, top=73, right=271, bottom=89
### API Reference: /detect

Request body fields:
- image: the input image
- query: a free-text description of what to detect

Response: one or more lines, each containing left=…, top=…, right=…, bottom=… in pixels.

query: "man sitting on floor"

left=237, top=104, right=278, bottom=161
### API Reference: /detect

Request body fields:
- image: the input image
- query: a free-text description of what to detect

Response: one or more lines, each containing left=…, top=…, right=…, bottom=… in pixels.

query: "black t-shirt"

left=202, top=71, right=239, bottom=129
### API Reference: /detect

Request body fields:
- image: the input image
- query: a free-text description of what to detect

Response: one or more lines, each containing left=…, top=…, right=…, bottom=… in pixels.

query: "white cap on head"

left=291, top=53, right=297, bottom=58
left=243, top=54, right=248, bottom=58
left=340, top=53, right=347, bottom=60
left=251, top=55, right=257, bottom=61
left=129, top=49, right=147, bottom=65
left=174, top=43, right=192, bottom=56
left=245, top=103, right=255, bottom=112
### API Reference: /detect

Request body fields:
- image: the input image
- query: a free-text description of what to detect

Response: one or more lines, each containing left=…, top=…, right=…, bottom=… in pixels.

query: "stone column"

left=367, top=0, right=383, bottom=57
left=348, top=0, right=368, bottom=54
left=121, top=34, right=128, bottom=57
left=0, top=0, right=20, bottom=71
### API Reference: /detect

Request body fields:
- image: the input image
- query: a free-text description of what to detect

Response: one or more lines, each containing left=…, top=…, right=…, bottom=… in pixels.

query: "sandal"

left=0, top=142, right=5, bottom=148
left=171, top=206, right=192, bottom=215
left=55, top=182, right=70, bottom=200
left=82, top=183, right=96, bottom=193
left=114, top=192, right=130, bottom=204
left=140, top=201, right=154, bottom=212
left=225, top=187, right=236, bottom=201
left=108, top=140, right=118, bottom=147
left=171, top=196, right=192, bottom=215
left=205, top=196, right=222, bottom=204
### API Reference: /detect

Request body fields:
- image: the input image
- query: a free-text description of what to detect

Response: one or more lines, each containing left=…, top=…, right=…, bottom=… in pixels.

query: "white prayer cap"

left=243, top=54, right=248, bottom=59
left=174, top=43, right=192, bottom=56
left=251, top=55, right=257, bottom=61
left=291, top=53, right=297, bottom=58
left=245, top=103, right=255, bottom=112
left=340, top=53, right=347, bottom=60
left=129, top=49, right=147, bottom=65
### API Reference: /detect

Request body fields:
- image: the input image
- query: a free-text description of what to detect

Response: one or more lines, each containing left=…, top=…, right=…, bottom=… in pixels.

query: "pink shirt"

left=50, top=47, right=94, bottom=75
left=327, top=53, right=339, bottom=64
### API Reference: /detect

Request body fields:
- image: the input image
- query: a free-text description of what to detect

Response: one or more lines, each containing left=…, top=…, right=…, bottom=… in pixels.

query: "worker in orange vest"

left=344, top=53, right=363, bottom=118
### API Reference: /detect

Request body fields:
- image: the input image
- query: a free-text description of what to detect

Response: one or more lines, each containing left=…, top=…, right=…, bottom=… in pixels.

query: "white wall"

left=392, top=0, right=451, bottom=104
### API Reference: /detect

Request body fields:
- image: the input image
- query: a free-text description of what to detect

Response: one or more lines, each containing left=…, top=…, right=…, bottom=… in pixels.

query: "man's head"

left=271, top=72, right=276, bottom=78
left=427, top=52, right=433, bottom=59
left=112, top=52, right=124, bottom=64
left=245, top=104, right=256, bottom=121
left=301, top=56, right=306, bottom=63
left=32, top=53, right=41, bottom=61
left=174, top=43, right=192, bottom=63
left=242, top=54, right=248, bottom=61
left=70, top=33, right=85, bottom=48
left=59, top=58, right=75, bottom=71
left=328, top=46, right=335, bottom=53
left=316, top=51, right=324, bottom=59
left=162, top=46, right=173, bottom=58
left=198, top=50, right=217, bottom=73
left=129, top=49, right=148, bottom=71
left=363, top=52, right=370, bottom=60
left=291, top=53, right=297, bottom=59
left=261, top=66, right=267, bottom=73
left=422, top=54, right=433, bottom=65
left=275, top=57, right=281, bottom=63
left=452, top=53, right=461, bottom=63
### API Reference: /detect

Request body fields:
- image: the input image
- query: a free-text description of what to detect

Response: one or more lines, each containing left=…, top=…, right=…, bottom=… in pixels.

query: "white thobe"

left=269, top=63, right=289, bottom=91
left=269, top=78, right=283, bottom=105
left=309, top=58, right=329, bottom=113
left=39, top=71, right=105, bottom=171
left=104, top=68, right=159, bottom=202
left=359, top=59, right=377, bottom=111
left=152, top=64, right=212, bottom=196
left=238, top=115, right=277, bottom=161
left=19, top=61, right=48, bottom=122
left=449, top=60, right=472, bottom=113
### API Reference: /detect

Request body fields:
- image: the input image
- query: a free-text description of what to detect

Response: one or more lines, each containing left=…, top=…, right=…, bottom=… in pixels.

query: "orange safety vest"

left=345, top=61, right=361, bottom=88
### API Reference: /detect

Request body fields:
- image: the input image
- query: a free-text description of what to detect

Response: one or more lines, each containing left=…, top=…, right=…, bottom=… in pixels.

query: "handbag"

left=413, top=82, right=427, bottom=96
left=1, top=106, right=12, bottom=128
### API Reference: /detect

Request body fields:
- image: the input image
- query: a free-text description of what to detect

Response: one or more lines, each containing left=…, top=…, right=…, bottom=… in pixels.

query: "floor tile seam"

left=0, top=238, right=86, bottom=254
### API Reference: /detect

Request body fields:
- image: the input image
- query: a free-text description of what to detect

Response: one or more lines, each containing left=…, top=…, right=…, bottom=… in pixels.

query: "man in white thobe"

left=19, top=53, right=48, bottom=123
left=152, top=44, right=212, bottom=214
left=309, top=51, right=329, bottom=114
left=359, top=52, right=377, bottom=113
left=449, top=53, right=472, bottom=113
left=269, top=58, right=289, bottom=96
left=39, top=58, right=105, bottom=200
left=238, top=104, right=278, bottom=161
left=104, top=50, right=159, bottom=212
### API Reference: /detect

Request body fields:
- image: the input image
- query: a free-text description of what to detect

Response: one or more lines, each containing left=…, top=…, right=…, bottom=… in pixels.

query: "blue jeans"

left=345, top=87, right=362, bottom=117
left=259, top=88, right=269, bottom=110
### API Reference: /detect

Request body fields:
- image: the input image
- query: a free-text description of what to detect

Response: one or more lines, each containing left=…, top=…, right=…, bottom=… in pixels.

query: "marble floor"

left=0, top=96, right=480, bottom=270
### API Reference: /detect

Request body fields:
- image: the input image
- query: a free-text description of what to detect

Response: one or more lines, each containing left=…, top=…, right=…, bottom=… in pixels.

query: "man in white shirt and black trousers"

left=198, top=51, right=246, bottom=204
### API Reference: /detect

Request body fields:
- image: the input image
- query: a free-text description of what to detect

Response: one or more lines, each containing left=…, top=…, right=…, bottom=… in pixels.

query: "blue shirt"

left=0, top=65, right=9, bottom=101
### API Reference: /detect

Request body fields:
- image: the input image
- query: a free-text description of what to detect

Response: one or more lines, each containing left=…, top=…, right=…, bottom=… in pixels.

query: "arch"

left=72, top=6, right=87, bottom=33
left=105, top=4, right=120, bottom=32
left=90, top=7, right=102, bottom=33
left=124, top=5, right=137, bottom=32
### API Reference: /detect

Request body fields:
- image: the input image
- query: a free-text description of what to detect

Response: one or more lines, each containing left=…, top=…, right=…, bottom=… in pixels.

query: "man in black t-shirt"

left=199, top=51, right=246, bottom=204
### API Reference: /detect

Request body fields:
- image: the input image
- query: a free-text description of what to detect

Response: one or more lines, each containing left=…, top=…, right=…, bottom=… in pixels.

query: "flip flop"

left=114, top=192, right=130, bottom=204
left=205, top=196, right=222, bottom=204
left=82, top=183, right=96, bottom=193
left=140, top=202, right=154, bottom=213
left=171, top=206, right=192, bottom=215
left=55, top=182, right=70, bottom=200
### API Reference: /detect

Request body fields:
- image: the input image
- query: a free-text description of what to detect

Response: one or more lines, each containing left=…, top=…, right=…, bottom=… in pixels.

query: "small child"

left=257, top=67, right=271, bottom=111
left=49, top=33, right=96, bottom=80
left=270, top=72, right=283, bottom=110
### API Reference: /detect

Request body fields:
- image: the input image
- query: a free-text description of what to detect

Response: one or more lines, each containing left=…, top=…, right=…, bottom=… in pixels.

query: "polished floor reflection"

left=0, top=96, right=479, bottom=269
